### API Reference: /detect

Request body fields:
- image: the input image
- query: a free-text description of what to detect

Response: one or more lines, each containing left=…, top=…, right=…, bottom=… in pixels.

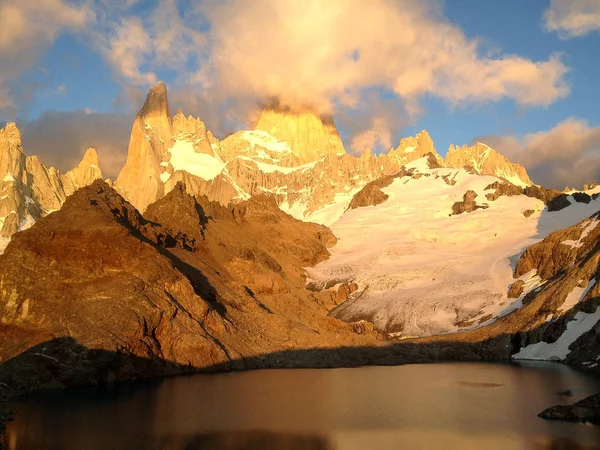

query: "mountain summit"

left=253, top=104, right=346, bottom=163
left=446, top=142, right=532, bottom=187
left=0, top=123, right=102, bottom=249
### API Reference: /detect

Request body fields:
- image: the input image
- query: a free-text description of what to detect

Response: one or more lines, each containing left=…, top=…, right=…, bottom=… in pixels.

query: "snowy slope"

left=306, top=157, right=600, bottom=337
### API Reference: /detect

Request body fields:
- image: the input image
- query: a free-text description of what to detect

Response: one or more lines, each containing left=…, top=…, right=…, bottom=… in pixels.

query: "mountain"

left=0, top=122, right=102, bottom=251
left=0, top=181, right=375, bottom=392
left=116, top=83, right=537, bottom=228
left=307, top=156, right=600, bottom=337
left=114, top=82, right=173, bottom=212
left=251, top=104, right=346, bottom=163
left=4, top=81, right=600, bottom=401
left=445, top=142, right=532, bottom=187
left=388, top=130, right=443, bottom=167
left=115, top=83, right=405, bottom=222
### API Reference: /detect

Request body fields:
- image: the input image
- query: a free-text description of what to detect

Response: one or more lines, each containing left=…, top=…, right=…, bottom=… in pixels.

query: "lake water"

left=3, top=362, right=600, bottom=449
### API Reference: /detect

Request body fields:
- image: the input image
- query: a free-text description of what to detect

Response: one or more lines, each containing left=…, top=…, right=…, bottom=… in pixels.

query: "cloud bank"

left=475, top=118, right=600, bottom=189
left=544, top=0, right=600, bottom=38
left=20, top=110, right=133, bottom=179
left=0, top=0, right=90, bottom=115
left=96, top=0, right=570, bottom=115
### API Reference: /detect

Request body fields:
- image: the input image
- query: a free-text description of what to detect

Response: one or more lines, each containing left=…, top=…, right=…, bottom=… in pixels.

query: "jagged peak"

left=1, top=122, right=22, bottom=147
left=445, top=141, right=532, bottom=186
left=139, top=81, right=171, bottom=120
left=81, top=147, right=99, bottom=166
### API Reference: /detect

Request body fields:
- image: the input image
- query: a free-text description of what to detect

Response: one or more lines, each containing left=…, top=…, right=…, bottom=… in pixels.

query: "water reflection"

left=4, top=362, right=600, bottom=450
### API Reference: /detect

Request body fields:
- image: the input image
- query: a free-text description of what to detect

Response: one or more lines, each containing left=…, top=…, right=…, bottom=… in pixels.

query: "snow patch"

left=559, top=279, right=597, bottom=314
left=237, top=156, right=322, bottom=174
left=561, top=219, right=599, bottom=249
left=166, top=140, right=226, bottom=181
left=240, top=130, right=293, bottom=153
left=513, top=307, right=600, bottom=361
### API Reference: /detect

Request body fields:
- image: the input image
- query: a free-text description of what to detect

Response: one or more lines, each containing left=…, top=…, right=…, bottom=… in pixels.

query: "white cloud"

left=93, top=0, right=205, bottom=86
left=88, top=0, right=570, bottom=119
left=544, top=0, right=600, bottom=38
left=475, top=118, right=600, bottom=189
left=0, top=0, right=91, bottom=115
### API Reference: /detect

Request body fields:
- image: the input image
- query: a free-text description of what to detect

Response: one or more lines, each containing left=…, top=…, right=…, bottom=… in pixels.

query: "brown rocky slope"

left=0, top=180, right=378, bottom=396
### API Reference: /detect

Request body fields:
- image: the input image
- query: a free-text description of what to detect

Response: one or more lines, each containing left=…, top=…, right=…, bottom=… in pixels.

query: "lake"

left=3, top=362, right=600, bottom=449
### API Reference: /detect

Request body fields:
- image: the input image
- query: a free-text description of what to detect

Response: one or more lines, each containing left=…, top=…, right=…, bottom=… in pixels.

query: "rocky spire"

left=172, top=109, right=215, bottom=157
left=62, top=147, right=103, bottom=196
left=115, top=81, right=174, bottom=212
left=0, top=123, right=103, bottom=245
left=445, top=142, right=532, bottom=187
left=387, top=130, right=443, bottom=166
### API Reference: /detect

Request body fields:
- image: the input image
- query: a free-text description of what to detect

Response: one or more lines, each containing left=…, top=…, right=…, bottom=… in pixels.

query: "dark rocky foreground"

left=539, top=393, right=600, bottom=425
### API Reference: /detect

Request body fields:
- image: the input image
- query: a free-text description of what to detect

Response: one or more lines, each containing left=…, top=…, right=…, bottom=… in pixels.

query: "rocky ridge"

left=0, top=181, right=376, bottom=395
left=0, top=122, right=102, bottom=248
left=114, top=83, right=535, bottom=225
left=446, top=142, right=532, bottom=187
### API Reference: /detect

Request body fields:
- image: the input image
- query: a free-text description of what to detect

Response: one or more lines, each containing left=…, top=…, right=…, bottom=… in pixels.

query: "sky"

left=0, top=0, right=599, bottom=188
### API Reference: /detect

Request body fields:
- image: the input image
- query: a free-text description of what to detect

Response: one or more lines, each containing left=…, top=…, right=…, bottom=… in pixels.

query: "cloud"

left=474, top=118, right=600, bottom=189
left=90, top=0, right=569, bottom=118
left=544, top=0, right=600, bottom=38
left=93, top=0, right=206, bottom=86
left=349, top=118, right=393, bottom=155
left=334, top=89, right=410, bottom=155
left=19, top=109, right=133, bottom=179
left=0, top=0, right=91, bottom=116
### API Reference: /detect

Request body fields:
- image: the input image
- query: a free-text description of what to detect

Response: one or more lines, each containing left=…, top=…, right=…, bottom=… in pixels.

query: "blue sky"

left=1, top=0, right=599, bottom=187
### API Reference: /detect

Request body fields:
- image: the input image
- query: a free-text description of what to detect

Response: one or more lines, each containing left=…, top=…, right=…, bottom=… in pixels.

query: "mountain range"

left=1, top=82, right=599, bottom=397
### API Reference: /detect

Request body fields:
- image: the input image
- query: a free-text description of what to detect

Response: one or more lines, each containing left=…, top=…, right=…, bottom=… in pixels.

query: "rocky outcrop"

left=347, top=177, right=392, bottom=210
left=347, top=167, right=416, bottom=210
left=507, top=280, right=525, bottom=298
left=0, top=181, right=375, bottom=395
left=61, top=147, right=102, bottom=196
left=522, top=185, right=571, bottom=211
left=451, top=190, right=488, bottom=215
left=251, top=104, right=346, bottom=164
left=484, top=181, right=524, bottom=201
left=445, top=142, right=532, bottom=187
left=539, top=393, right=600, bottom=425
left=502, top=212, right=600, bottom=372
left=387, top=131, right=443, bottom=167
left=514, top=212, right=600, bottom=280
left=114, top=82, right=173, bottom=212
left=0, top=123, right=102, bottom=243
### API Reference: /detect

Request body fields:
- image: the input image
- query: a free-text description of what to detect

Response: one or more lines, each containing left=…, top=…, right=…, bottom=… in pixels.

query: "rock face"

left=114, top=83, right=541, bottom=227
left=451, top=190, right=488, bottom=215
left=114, top=82, right=173, bottom=212
left=114, top=82, right=410, bottom=221
left=514, top=212, right=600, bottom=280
left=62, top=147, right=102, bottom=196
left=445, top=142, right=532, bottom=187
left=506, top=212, right=600, bottom=371
left=0, top=123, right=102, bottom=245
left=251, top=104, right=346, bottom=163
left=539, top=393, right=600, bottom=425
left=387, top=130, right=443, bottom=167
left=0, top=181, right=375, bottom=394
